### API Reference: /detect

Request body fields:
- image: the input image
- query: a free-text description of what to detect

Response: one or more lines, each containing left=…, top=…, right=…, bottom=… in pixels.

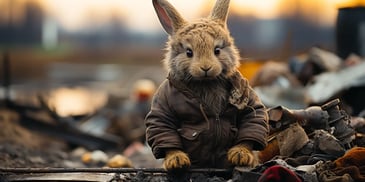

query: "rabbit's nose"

left=201, top=66, right=212, bottom=72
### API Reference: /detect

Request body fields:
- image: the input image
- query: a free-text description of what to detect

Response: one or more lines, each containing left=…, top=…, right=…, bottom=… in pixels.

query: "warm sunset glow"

left=335, top=0, right=365, bottom=8
left=1, top=0, right=362, bottom=32
left=47, top=87, right=108, bottom=117
left=40, top=0, right=206, bottom=32
left=278, top=0, right=342, bottom=26
left=231, top=0, right=363, bottom=26
left=232, top=0, right=280, bottom=19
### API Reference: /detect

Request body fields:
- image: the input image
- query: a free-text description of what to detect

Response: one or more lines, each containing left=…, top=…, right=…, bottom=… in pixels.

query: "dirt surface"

left=0, top=109, right=84, bottom=168
left=0, top=108, right=163, bottom=170
left=0, top=109, right=227, bottom=181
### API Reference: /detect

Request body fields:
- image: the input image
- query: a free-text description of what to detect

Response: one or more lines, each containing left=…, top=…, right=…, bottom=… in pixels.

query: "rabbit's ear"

left=152, top=0, right=186, bottom=35
left=209, top=0, right=230, bottom=25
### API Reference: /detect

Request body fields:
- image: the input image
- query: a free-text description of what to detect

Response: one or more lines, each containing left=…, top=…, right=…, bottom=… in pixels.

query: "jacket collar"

left=228, top=71, right=250, bottom=110
left=167, top=71, right=250, bottom=110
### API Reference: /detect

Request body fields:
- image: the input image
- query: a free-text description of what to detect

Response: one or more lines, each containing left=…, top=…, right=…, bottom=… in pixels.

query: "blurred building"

left=0, top=0, right=364, bottom=85
left=0, top=1, right=44, bottom=45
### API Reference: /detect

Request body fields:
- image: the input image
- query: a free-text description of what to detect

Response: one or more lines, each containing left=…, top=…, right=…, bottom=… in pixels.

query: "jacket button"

left=192, top=132, right=197, bottom=137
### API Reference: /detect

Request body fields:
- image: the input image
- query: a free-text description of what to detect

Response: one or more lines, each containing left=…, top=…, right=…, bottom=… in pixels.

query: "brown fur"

left=163, top=149, right=191, bottom=170
left=166, top=19, right=239, bottom=113
left=153, top=0, right=251, bottom=169
left=165, top=19, right=240, bottom=82
left=227, top=144, right=257, bottom=167
left=154, top=0, right=240, bottom=114
left=186, top=77, right=230, bottom=114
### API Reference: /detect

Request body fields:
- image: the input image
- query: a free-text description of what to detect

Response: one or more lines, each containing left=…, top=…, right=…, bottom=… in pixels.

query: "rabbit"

left=145, top=0, right=269, bottom=172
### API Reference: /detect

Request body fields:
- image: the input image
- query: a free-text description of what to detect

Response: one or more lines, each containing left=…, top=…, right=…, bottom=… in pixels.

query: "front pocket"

left=177, top=125, right=211, bottom=165
left=177, top=127, right=202, bottom=141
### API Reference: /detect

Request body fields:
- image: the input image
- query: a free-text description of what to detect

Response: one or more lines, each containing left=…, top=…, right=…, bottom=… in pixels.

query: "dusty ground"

left=0, top=109, right=85, bottom=168
left=0, top=109, right=228, bottom=181
left=0, top=109, right=161, bottom=169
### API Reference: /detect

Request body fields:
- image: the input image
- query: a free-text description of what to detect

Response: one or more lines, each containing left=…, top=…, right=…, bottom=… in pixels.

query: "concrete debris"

left=253, top=47, right=365, bottom=117
left=307, top=47, right=342, bottom=72
left=306, top=61, right=365, bottom=103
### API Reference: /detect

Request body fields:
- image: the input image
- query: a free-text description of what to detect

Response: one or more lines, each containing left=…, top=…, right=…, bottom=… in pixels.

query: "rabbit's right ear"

left=152, top=0, right=186, bottom=35
left=210, top=0, right=230, bottom=26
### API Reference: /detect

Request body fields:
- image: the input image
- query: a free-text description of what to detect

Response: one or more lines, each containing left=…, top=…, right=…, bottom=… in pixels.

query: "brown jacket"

left=145, top=72, right=269, bottom=168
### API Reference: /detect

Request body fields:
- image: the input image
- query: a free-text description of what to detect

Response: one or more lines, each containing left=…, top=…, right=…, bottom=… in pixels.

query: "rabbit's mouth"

left=189, top=64, right=222, bottom=80
left=191, top=72, right=220, bottom=80
left=191, top=71, right=219, bottom=80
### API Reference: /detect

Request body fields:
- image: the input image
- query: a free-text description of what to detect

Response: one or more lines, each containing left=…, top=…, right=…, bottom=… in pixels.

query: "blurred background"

left=0, top=0, right=365, bottom=128
left=1, top=0, right=365, bottom=170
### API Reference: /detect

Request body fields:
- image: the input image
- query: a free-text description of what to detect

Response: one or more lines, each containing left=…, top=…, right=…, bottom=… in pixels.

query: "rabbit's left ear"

left=209, top=0, right=230, bottom=26
left=152, top=0, right=186, bottom=35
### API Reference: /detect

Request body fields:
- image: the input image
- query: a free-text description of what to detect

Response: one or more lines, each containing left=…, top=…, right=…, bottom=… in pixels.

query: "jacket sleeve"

left=145, top=80, right=182, bottom=159
left=235, top=86, right=269, bottom=150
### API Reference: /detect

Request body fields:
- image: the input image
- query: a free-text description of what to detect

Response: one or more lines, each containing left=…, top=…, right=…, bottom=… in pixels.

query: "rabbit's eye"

left=186, top=48, right=193, bottom=58
left=214, top=47, right=221, bottom=56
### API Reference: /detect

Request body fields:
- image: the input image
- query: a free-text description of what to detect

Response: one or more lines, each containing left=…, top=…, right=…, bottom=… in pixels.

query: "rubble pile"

left=245, top=48, right=365, bottom=182
left=252, top=98, right=363, bottom=181
left=253, top=47, right=365, bottom=113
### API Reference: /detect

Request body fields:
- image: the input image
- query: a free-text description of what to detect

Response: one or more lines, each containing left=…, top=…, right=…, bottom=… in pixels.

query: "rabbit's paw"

left=163, top=150, right=191, bottom=171
left=227, top=144, right=257, bottom=167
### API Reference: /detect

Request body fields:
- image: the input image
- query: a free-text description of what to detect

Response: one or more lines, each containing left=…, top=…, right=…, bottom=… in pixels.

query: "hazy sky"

left=2, top=0, right=363, bottom=33
left=42, top=0, right=209, bottom=32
